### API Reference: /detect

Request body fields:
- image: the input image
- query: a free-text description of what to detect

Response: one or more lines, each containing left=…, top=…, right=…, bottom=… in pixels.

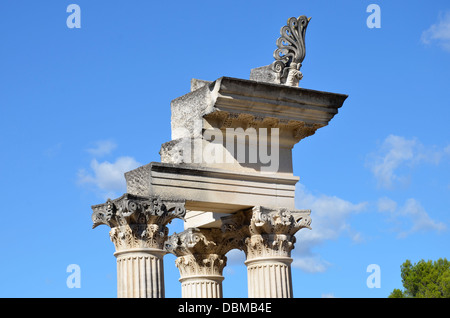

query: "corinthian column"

left=244, top=206, right=311, bottom=298
left=91, top=194, right=185, bottom=298
left=166, top=227, right=238, bottom=298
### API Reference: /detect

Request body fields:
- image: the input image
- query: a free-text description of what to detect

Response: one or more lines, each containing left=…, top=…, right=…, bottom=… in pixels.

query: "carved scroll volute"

left=272, top=15, right=311, bottom=87
left=166, top=228, right=214, bottom=256
left=118, top=196, right=143, bottom=224
left=92, top=199, right=118, bottom=229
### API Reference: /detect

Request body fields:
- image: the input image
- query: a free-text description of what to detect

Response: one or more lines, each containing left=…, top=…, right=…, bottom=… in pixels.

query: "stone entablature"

left=161, top=77, right=347, bottom=180
left=124, top=162, right=299, bottom=216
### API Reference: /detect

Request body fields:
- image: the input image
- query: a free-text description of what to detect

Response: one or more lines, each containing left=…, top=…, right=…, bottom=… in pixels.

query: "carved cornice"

left=91, top=193, right=186, bottom=251
left=204, top=110, right=325, bottom=145
left=170, top=77, right=348, bottom=148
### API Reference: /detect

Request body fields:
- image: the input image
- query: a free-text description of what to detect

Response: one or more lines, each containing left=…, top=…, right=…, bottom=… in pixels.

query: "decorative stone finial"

left=272, top=15, right=311, bottom=87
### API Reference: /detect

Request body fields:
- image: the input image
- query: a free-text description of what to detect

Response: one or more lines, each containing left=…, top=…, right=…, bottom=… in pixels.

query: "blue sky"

left=0, top=0, right=449, bottom=298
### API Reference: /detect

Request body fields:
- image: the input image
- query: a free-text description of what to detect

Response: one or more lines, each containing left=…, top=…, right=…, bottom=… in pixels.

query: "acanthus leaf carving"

left=167, top=227, right=235, bottom=278
left=246, top=206, right=311, bottom=259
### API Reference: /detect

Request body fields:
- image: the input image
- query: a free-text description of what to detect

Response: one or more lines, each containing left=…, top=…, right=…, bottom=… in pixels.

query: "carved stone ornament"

left=249, top=206, right=312, bottom=236
left=166, top=227, right=236, bottom=277
left=91, top=193, right=186, bottom=251
left=246, top=206, right=311, bottom=259
left=174, top=254, right=226, bottom=278
left=272, top=15, right=311, bottom=87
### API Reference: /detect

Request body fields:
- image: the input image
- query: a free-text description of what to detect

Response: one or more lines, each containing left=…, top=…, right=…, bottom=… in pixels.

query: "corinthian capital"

left=246, top=206, right=311, bottom=259
left=166, top=228, right=231, bottom=277
left=91, top=193, right=186, bottom=251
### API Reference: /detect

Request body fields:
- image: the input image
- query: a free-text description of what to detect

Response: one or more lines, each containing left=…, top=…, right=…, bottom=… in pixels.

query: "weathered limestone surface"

left=161, top=76, right=347, bottom=183
left=249, top=65, right=280, bottom=84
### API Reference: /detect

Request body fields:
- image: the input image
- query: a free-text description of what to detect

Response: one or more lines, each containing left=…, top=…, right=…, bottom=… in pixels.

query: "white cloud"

left=225, top=249, right=246, bottom=265
left=445, top=144, right=450, bottom=155
left=86, top=140, right=117, bottom=157
left=366, top=135, right=442, bottom=189
left=292, top=184, right=367, bottom=273
left=377, top=196, right=397, bottom=213
left=377, top=197, right=446, bottom=238
left=78, top=156, right=141, bottom=199
left=421, top=11, right=450, bottom=52
left=291, top=254, right=331, bottom=274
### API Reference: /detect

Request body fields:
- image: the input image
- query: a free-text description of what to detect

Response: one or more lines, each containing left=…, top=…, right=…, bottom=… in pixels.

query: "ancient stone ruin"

left=91, top=15, right=347, bottom=298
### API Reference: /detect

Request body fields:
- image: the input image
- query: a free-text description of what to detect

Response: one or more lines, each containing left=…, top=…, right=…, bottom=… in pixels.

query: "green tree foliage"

left=389, top=258, right=450, bottom=298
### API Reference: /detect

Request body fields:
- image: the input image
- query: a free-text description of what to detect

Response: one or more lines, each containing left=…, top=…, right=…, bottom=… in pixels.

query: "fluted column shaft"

left=242, top=207, right=311, bottom=298
left=245, top=257, right=293, bottom=298
left=244, top=233, right=295, bottom=298
left=179, top=276, right=224, bottom=298
left=115, top=248, right=165, bottom=298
